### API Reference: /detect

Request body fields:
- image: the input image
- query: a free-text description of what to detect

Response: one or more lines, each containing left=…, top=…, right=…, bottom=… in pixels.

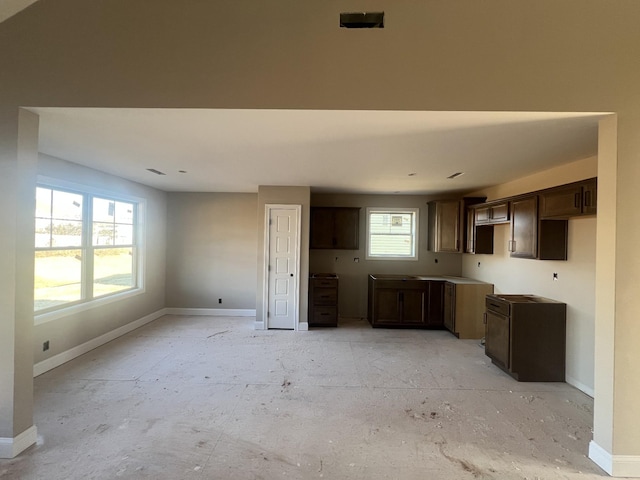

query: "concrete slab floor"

left=1, top=316, right=607, bottom=479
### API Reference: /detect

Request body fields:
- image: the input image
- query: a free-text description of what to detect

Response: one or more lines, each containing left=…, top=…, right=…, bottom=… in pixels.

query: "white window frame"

left=34, top=176, right=146, bottom=325
left=366, top=207, right=419, bottom=261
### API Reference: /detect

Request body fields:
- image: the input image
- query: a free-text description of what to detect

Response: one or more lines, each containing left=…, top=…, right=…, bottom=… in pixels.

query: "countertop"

left=368, top=274, right=491, bottom=285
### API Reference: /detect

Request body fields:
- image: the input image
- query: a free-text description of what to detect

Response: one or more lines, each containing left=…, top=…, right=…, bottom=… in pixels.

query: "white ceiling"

left=31, top=108, right=606, bottom=195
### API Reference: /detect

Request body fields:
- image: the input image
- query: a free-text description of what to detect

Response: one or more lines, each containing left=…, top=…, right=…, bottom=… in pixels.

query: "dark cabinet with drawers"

left=309, top=274, right=338, bottom=327
left=485, top=294, right=566, bottom=382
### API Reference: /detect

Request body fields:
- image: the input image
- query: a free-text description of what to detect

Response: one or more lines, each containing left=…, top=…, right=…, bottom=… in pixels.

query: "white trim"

left=254, top=320, right=265, bottom=330
left=33, top=309, right=166, bottom=377
left=589, top=440, right=640, bottom=477
left=164, top=308, right=256, bottom=317
left=297, top=322, right=309, bottom=331
left=565, top=375, right=594, bottom=398
left=0, top=425, right=37, bottom=459
left=263, top=204, right=302, bottom=331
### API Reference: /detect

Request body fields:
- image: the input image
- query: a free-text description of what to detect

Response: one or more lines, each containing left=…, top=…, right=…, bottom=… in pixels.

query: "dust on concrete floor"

left=1, top=316, right=606, bottom=480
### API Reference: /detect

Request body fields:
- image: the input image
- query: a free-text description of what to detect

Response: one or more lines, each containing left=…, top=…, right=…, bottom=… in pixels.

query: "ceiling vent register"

left=340, top=12, right=384, bottom=29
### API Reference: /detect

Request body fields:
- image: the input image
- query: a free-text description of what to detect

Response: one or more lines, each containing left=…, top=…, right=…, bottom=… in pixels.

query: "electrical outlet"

left=434, top=258, right=438, bottom=264
left=218, top=298, right=222, bottom=304
left=553, top=272, right=559, bottom=281
left=43, top=341, right=49, bottom=352
left=477, top=262, right=481, bottom=267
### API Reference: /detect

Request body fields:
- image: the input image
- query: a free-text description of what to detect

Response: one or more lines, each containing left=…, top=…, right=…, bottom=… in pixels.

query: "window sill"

left=34, top=287, right=145, bottom=326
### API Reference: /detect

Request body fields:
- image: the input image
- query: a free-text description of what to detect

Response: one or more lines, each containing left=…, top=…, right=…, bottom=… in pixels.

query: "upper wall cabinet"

left=310, top=207, right=360, bottom=249
left=474, top=200, right=510, bottom=225
left=509, top=195, right=568, bottom=260
left=539, top=178, right=597, bottom=219
left=428, top=200, right=461, bottom=253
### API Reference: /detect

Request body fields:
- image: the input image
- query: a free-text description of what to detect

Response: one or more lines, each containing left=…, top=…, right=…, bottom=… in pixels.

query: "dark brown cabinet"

left=509, top=196, right=538, bottom=259
left=466, top=205, right=494, bottom=254
left=540, top=178, right=597, bottom=218
left=367, top=275, right=444, bottom=328
left=309, top=274, right=338, bottom=327
left=310, top=207, right=359, bottom=250
left=474, top=201, right=510, bottom=225
left=509, top=195, right=568, bottom=260
left=485, top=294, right=566, bottom=382
left=428, top=200, right=461, bottom=253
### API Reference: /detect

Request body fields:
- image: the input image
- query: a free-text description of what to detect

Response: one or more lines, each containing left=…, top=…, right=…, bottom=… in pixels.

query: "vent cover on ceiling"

left=340, top=12, right=384, bottom=29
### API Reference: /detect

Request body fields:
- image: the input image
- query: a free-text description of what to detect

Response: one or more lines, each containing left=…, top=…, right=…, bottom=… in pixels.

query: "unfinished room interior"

left=1, top=1, right=640, bottom=479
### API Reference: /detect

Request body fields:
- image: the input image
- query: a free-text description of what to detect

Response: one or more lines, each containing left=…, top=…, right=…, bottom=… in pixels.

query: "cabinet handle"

left=584, top=190, right=592, bottom=207
left=483, top=312, right=487, bottom=324
left=508, top=240, right=515, bottom=252
left=574, top=192, right=581, bottom=208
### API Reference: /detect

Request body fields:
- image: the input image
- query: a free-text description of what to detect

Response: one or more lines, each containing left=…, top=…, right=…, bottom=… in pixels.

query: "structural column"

left=0, top=108, right=38, bottom=458
left=590, top=114, right=640, bottom=477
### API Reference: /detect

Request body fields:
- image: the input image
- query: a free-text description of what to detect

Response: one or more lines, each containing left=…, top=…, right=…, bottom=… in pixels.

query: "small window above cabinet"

left=539, top=178, right=597, bottom=219
left=310, top=207, right=360, bottom=250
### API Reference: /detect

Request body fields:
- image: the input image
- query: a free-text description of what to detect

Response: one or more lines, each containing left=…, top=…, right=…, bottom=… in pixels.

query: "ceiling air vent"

left=146, top=168, right=166, bottom=175
left=340, top=12, right=384, bottom=29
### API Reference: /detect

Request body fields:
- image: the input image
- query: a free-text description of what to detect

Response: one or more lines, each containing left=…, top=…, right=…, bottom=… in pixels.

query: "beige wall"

left=166, top=193, right=257, bottom=309
left=33, top=154, right=167, bottom=365
left=310, top=193, right=463, bottom=318
left=1, top=0, right=640, bottom=470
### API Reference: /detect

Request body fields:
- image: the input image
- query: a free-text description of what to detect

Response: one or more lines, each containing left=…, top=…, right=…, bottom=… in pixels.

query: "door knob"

left=290, top=273, right=294, bottom=277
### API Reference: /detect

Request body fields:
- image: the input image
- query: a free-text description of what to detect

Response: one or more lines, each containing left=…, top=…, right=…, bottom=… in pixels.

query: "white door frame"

left=261, top=204, right=302, bottom=331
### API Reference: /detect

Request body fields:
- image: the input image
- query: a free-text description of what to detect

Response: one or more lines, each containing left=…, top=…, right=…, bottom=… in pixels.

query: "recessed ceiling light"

left=146, top=168, right=166, bottom=176
left=447, top=172, right=464, bottom=179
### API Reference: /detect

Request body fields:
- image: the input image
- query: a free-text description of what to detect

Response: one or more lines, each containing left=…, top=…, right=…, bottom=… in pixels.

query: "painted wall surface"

left=310, top=194, right=463, bottom=318
left=256, top=186, right=310, bottom=328
left=33, top=154, right=167, bottom=365
left=1, top=0, right=640, bottom=465
left=461, top=157, right=598, bottom=395
left=166, top=193, right=257, bottom=309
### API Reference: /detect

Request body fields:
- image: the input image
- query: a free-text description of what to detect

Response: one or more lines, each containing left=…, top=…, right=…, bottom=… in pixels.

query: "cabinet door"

left=490, top=202, right=510, bottom=222
left=373, top=289, right=401, bottom=324
left=474, top=206, right=491, bottom=224
left=434, top=201, right=461, bottom=252
left=424, top=281, right=444, bottom=327
left=509, top=196, right=538, bottom=259
left=333, top=208, right=359, bottom=249
left=443, top=283, right=455, bottom=332
left=310, top=208, right=334, bottom=249
left=400, top=289, right=426, bottom=324
left=539, top=184, right=583, bottom=218
left=465, top=207, right=476, bottom=253
left=485, top=310, right=510, bottom=370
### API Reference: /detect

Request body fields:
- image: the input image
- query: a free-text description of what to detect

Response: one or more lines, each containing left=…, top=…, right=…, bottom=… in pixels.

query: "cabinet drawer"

left=486, top=297, right=510, bottom=316
left=311, top=278, right=338, bottom=289
left=312, top=306, right=337, bottom=324
left=313, top=288, right=337, bottom=305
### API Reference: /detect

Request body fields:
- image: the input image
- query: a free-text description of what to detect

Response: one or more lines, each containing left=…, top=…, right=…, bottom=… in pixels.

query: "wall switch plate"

left=43, top=341, right=49, bottom=351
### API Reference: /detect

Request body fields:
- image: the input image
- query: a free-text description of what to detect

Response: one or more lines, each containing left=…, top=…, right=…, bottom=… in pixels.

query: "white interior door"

left=266, top=206, right=300, bottom=329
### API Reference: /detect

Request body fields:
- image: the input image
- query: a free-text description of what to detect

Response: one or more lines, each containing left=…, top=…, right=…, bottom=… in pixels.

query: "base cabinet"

left=485, top=294, right=566, bottom=382
left=367, top=275, right=444, bottom=328
left=309, top=274, right=338, bottom=327
left=443, top=280, right=494, bottom=339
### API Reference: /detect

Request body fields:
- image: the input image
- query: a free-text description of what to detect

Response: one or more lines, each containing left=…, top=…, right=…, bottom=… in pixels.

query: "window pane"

left=367, top=209, right=418, bottom=259
left=93, top=247, right=134, bottom=298
left=35, top=187, right=52, bottom=218
left=51, top=219, right=83, bottom=247
left=93, top=197, right=115, bottom=222
left=34, top=250, right=82, bottom=311
left=115, top=224, right=133, bottom=245
left=35, top=218, right=51, bottom=248
left=115, top=201, right=134, bottom=224
left=93, top=222, right=115, bottom=245
left=370, top=234, right=414, bottom=257
left=52, top=190, right=83, bottom=221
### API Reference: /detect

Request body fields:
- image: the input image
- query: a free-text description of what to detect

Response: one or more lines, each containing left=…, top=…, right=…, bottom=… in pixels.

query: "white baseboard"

left=165, top=308, right=256, bottom=317
left=254, top=320, right=265, bottom=330
left=33, top=308, right=167, bottom=377
left=589, top=440, right=640, bottom=477
left=297, top=322, right=309, bottom=331
left=0, top=425, right=37, bottom=458
left=565, top=375, right=594, bottom=398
